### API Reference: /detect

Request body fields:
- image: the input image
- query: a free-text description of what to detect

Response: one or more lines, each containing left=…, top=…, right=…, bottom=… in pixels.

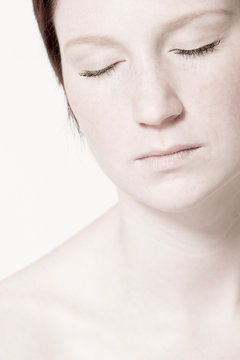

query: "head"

left=32, top=0, right=240, bottom=213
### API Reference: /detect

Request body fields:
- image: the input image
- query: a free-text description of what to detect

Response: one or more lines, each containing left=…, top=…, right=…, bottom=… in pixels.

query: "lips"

left=138, top=144, right=202, bottom=159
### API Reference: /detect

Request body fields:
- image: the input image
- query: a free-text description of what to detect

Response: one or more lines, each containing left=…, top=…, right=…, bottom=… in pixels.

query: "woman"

left=1, top=0, right=240, bottom=358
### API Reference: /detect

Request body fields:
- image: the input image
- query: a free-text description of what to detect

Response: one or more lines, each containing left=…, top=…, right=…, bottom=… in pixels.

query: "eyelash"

left=79, top=61, right=121, bottom=79
left=171, top=39, right=221, bottom=57
left=78, top=39, right=221, bottom=79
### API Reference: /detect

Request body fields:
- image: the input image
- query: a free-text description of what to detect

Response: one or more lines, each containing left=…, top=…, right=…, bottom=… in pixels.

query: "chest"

left=52, top=316, right=240, bottom=360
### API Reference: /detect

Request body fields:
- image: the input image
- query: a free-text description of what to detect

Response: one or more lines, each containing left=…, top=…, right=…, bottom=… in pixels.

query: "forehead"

left=54, top=0, right=235, bottom=45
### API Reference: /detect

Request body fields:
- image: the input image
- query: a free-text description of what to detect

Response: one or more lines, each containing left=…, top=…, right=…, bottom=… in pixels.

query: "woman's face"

left=54, top=0, right=240, bottom=212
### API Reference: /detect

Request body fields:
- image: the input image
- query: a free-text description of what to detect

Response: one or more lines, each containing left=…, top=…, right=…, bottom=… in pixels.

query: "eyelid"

left=170, top=39, right=221, bottom=55
left=78, top=39, right=222, bottom=79
left=79, top=60, right=126, bottom=77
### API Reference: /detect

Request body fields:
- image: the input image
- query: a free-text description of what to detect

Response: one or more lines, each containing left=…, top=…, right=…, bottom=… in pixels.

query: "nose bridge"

left=131, top=60, right=183, bottom=126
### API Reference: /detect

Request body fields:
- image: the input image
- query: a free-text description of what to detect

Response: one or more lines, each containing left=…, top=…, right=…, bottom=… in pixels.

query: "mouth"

left=137, top=144, right=202, bottom=159
left=136, top=146, right=202, bottom=171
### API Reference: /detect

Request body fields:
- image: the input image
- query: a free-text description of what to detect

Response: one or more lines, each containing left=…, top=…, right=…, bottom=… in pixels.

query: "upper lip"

left=137, top=144, right=201, bottom=159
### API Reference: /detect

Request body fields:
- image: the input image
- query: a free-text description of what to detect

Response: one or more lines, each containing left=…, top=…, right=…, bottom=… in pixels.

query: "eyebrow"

left=64, top=8, right=232, bottom=52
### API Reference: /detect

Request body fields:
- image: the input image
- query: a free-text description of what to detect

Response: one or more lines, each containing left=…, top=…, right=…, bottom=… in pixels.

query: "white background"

left=0, top=1, right=117, bottom=280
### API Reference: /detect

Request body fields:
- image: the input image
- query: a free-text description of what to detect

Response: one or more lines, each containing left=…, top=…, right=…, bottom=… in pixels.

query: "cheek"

left=64, top=75, right=130, bottom=166
left=190, top=56, right=240, bottom=184
left=204, top=68, right=240, bottom=118
left=189, top=51, right=240, bottom=147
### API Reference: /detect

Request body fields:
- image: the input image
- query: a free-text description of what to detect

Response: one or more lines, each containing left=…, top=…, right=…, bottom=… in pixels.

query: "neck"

left=116, top=175, right=240, bottom=317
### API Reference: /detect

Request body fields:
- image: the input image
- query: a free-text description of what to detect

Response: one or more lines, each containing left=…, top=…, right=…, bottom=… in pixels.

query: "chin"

left=132, top=178, right=226, bottom=214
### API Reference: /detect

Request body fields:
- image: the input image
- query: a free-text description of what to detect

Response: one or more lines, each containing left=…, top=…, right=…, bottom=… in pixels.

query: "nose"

left=132, top=66, right=184, bottom=128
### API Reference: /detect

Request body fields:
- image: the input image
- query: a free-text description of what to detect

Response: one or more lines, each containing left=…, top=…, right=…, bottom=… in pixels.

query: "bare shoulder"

left=0, top=288, right=56, bottom=359
left=0, top=204, right=122, bottom=358
left=0, top=203, right=120, bottom=301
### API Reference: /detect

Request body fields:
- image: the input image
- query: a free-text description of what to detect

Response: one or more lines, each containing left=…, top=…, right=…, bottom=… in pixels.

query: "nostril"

left=135, top=106, right=184, bottom=128
left=132, top=85, right=184, bottom=127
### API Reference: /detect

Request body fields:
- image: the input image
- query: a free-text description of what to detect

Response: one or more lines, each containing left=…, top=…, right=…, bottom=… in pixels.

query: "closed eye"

left=79, top=60, right=126, bottom=79
left=171, top=39, right=222, bottom=58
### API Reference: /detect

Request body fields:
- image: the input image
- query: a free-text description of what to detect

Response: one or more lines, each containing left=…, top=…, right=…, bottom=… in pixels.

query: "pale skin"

left=1, top=0, right=240, bottom=358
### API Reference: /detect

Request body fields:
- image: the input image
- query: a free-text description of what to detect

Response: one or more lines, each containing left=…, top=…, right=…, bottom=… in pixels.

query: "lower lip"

left=138, top=147, right=201, bottom=171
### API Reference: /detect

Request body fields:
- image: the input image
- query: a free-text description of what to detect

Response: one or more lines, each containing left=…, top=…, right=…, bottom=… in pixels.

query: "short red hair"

left=32, top=0, right=81, bottom=135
